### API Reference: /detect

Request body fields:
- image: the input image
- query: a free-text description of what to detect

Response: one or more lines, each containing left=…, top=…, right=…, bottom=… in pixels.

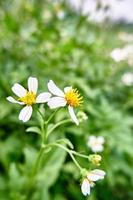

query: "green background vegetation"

left=0, top=0, right=133, bottom=199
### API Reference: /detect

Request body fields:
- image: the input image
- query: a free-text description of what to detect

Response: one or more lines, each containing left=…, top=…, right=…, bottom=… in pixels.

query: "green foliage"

left=0, top=0, right=133, bottom=200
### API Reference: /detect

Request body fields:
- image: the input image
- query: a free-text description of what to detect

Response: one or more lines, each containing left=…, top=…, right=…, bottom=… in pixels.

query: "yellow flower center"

left=65, top=89, right=83, bottom=107
left=19, top=91, right=36, bottom=105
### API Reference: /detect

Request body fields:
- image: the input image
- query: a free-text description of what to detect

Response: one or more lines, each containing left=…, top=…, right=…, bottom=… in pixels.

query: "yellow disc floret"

left=19, top=91, right=36, bottom=105
left=65, top=89, right=83, bottom=107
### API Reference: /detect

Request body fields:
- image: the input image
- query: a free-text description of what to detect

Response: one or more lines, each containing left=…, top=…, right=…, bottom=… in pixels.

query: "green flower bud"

left=89, top=154, right=102, bottom=166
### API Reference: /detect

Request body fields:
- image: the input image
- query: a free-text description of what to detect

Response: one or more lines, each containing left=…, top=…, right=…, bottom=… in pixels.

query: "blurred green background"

left=0, top=0, right=133, bottom=200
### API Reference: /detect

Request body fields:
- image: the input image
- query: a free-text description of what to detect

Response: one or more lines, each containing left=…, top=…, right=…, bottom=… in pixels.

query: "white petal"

left=81, top=179, right=90, bottom=196
left=91, top=145, right=104, bottom=153
left=68, top=105, right=79, bottom=125
left=36, top=92, right=51, bottom=103
left=47, top=97, right=66, bottom=109
left=12, top=83, right=27, bottom=97
left=97, top=136, right=105, bottom=144
left=64, top=86, right=72, bottom=93
left=28, top=77, right=38, bottom=94
left=6, top=96, right=25, bottom=105
left=87, top=169, right=106, bottom=182
left=19, top=106, right=33, bottom=122
left=88, top=136, right=97, bottom=144
left=47, top=80, right=64, bottom=97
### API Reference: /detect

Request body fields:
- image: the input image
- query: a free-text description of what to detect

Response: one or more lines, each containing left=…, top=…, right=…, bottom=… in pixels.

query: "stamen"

left=65, top=89, right=83, bottom=107
left=19, top=91, right=36, bottom=105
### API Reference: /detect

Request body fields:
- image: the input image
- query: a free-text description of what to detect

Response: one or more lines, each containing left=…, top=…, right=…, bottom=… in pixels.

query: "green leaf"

left=26, top=126, right=41, bottom=135
left=37, top=147, right=66, bottom=187
left=58, top=138, right=74, bottom=149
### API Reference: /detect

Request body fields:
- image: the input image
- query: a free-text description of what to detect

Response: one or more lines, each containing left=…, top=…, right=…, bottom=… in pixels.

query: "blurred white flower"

left=81, top=169, right=106, bottom=196
left=87, top=136, right=105, bottom=153
left=47, top=80, right=83, bottom=125
left=110, top=44, right=133, bottom=63
left=110, top=48, right=127, bottom=62
left=121, top=72, right=133, bottom=86
left=7, top=77, right=51, bottom=122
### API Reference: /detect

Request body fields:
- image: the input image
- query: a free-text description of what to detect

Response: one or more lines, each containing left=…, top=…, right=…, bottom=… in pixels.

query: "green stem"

left=71, top=151, right=89, bottom=159
left=36, top=107, right=44, bottom=120
left=31, top=147, right=45, bottom=176
left=47, top=119, right=71, bottom=138
left=46, top=108, right=60, bottom=124
left=51, top=143, right=82, bottom=171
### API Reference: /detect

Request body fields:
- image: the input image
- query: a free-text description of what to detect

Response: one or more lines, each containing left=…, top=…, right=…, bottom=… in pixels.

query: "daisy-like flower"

left=47, top=80, right=83, bottom=125
left=87, top=136, right=105, bottom=153
left=81, top=169, right=106, bottom=196
left=7, top=77, right=51, bottom=122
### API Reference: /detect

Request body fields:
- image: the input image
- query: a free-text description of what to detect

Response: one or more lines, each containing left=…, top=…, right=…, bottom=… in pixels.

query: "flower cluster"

left=7, top=77, right=83, bottom=125
left=7, top=76, right=106, bottom=197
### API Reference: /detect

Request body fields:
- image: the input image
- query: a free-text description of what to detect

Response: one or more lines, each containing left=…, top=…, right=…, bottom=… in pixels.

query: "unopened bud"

left=89, top=154, right=102, bottom=166
left=77, top=111, right=88, bottom=122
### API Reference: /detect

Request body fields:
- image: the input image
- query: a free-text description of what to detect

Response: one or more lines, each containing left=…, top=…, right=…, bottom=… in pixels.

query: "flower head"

left=47, top=80, right=83, bottom=125
left=87, top=136, right=105, bottom=153
left=89, top=154, right=102, bottom=166
left=81, top=169, right=106, bottom=196
left=7, top=77, right=51, bottom=122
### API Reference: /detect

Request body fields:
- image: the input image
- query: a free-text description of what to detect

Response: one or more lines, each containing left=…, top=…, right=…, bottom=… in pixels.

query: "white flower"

left=7, top=77, right=51, bottom=122
left=110, top=48, right=127, bottom=62
left=81, top=179, right=90, bottom=196
left=87, top=136, right=105, bottom=153
left=47, top=80, right=83, bottom=125
left=81, top=169, right=106, bottom=196
left=122, top=72, right=133, bottom=86
left=110, top=45, right=133, bottom=63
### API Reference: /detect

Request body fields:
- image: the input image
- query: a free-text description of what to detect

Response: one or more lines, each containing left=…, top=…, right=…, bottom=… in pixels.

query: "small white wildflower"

left=47, top=80, right=83, bottom=125
left=7, top=77, right=51, bottom=122
left=81, top=169, right=106, bottom=196
left=110, top=48, right=127, bottom=62
left=121, top=72, right=133, bottom=86
left=87, top=136, right=105, bottom=153
left=110, top=45, right=133, bottom=63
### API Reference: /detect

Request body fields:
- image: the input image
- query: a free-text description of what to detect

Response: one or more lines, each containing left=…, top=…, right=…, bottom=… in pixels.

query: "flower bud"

left=77, top=111, right=88, bottom=122
left=89, top=154, right=102, bottom=166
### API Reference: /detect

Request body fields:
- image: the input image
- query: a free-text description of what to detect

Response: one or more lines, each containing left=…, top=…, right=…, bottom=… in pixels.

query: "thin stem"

left=36, top=107, right=44, bottom=120
left=31, top=147, right=44, bottom=176
left=45, top=108, right=60, bottom=124
left=47, top=119, right=71, bottom=138
left=35, top=107, right=47, bottom=143
left=51, top=143, right=82, bottom=171
left=70, top=151, right=89, bottom=159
